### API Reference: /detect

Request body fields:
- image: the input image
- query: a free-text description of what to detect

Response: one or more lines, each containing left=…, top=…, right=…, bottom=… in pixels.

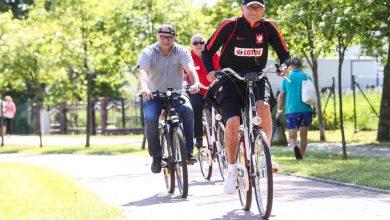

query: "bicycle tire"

left=237, top=134, right=252, bottom=211
left=216, top=124, right=228, bottom=181
left=172, top=127, right=188, bottom=198
left=253, top=130, right=273, bottom=219
left=161, top=129, right=175, bottom=193
left=198, top=120, right=212, bottom=180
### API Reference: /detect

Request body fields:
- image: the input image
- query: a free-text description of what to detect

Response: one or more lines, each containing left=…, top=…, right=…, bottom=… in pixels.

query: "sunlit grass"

left=304, top=128, right=390, bottom=146
left=272, top=149, right=390, bottom=190
left=0, top=163, right=123, bottom=220
left=0, top=144, right=149, bottom=156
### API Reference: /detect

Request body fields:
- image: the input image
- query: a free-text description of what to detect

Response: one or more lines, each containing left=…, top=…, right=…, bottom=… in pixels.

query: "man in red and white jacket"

left=202, top=0, right=290, bottom=194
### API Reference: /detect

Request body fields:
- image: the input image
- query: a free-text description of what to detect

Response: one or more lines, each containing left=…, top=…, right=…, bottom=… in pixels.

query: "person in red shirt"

left=186, top=34, right=220, bottom=148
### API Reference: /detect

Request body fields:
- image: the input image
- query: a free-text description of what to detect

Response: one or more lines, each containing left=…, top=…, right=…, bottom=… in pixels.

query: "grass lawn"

left=307, top=128, right=390, bottom=146
left=0, top=144, right=147, bottom=155
left=271, top=149, right=390, bottom=190
left=0, top=163, right=123, bottom=220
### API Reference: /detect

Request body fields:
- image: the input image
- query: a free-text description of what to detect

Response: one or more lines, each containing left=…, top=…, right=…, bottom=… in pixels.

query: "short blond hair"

left=5, top=96, right=12, bottom=102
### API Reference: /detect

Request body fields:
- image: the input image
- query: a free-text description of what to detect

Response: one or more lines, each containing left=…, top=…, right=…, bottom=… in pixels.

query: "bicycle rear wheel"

left=216, top=124, right=227, bottom=181
left=198, top=118, right=212, bottom=180
left=172, top=127, right=188, bottom=198
left=161, top=130, right=175, bottom=193
left=253, top=130, right=273, bottom=219
left=237, top=134, right=252, bottom=211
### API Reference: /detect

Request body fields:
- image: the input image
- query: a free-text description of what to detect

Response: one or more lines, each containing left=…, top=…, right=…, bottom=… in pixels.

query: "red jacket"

left=186, top=50, right=220, bottom=96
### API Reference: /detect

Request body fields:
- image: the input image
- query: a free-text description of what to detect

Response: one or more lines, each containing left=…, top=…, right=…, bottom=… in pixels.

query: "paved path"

left=1, top=154, right=389, bottom=220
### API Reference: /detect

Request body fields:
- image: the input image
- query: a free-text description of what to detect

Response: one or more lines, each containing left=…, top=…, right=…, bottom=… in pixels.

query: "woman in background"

left=3, top=96, right=16, bottom=136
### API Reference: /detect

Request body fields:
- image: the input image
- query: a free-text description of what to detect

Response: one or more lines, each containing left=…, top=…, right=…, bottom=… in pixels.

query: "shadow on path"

left=124, top=193, right=188, bottom=207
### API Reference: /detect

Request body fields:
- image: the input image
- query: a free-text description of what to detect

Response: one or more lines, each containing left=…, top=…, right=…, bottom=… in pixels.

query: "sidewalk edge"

left=279, top=172, right=390, bottom=194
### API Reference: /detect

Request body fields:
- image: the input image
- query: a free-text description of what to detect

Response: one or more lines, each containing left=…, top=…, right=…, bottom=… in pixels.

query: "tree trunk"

left=307, top=29, right=326, bottom=141
left=312, top=59, right=326, bottom=141
left=377, top=43, right=390, bottom=141
left=59, top=102, right=67, bottom=134
left=100, top=97, right=108, bottom=134
left=337, top=33, right=347, bottom=160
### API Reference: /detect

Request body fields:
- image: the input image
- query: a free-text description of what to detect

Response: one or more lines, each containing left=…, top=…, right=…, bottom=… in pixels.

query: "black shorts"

left=216, top=77, right=275, bottom=121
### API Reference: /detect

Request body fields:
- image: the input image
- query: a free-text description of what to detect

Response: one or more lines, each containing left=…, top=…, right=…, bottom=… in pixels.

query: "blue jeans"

left=143, top=93, right=194, bottom=158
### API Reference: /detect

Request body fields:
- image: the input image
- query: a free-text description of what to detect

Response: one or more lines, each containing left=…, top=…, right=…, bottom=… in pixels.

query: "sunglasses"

left=192, top=41, right=205, bottom=46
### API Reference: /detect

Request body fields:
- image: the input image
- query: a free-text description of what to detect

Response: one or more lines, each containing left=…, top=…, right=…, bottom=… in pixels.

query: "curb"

left=279, top=172, right=390, bottom=194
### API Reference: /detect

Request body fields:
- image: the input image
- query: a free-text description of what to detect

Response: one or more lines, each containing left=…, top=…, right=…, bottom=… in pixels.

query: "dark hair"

left=290, top=57, right=302, bottom=66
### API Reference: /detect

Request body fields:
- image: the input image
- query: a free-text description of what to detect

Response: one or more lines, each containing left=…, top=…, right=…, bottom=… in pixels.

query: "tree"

left=318, top=0, right=365, bottom=159
left=0, top=0, right=35, bottom=19
left=356, top=0, right=390, bottom=141
left=0, top=8, right=64, bottom=146
left=276, top=0, right=335, bottom=141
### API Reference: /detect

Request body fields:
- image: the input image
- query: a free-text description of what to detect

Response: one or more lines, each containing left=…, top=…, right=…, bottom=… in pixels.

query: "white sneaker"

left=224, top=164, right=238, bottom=194
left=271, top=160, right=279, bottom=173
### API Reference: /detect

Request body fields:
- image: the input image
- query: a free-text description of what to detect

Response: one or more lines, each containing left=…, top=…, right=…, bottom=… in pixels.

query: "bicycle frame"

left=216, top=65, right=276, bottom=218
left=155, top=88, right=189, bottom=198
left=198, top=104, right=227, bottom=180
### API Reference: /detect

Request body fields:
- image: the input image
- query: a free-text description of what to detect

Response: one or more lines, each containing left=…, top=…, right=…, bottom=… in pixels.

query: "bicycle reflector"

left=252, top=116, right=261, bottom=126
left=171, top=115, right=180, bottom=123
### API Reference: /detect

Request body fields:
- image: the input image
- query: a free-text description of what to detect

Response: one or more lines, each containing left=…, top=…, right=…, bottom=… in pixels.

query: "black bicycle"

left=197, top=104, right=227, bottom=180
left=216, top=65, right=283, bottom=219
left=154, top=88, right=189, bottom=198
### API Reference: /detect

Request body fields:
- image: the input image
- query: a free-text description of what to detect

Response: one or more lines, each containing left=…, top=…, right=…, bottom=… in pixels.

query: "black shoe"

left=151, top=157, right=162, bottom=173
left=187, top=153, right=197, bottom=164
left=294, top=146, right=303, bottom=160
left=195, top=137, right=204, bottom=149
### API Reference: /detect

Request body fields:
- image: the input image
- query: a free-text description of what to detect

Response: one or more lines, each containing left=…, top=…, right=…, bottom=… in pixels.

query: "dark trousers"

left=5, top=118, right=13, bottom=135
left=189, top=93, right=205, bottom=138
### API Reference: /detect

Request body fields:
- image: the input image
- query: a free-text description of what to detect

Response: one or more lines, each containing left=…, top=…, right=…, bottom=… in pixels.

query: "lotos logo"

left=234, top=47, right=263, bottom=57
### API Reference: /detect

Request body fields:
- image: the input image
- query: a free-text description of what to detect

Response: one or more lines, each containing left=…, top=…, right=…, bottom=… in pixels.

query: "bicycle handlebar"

left=216, top=64, right=291, bottom=83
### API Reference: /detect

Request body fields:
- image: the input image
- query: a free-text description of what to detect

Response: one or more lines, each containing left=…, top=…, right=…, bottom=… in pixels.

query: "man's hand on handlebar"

left=140, top=88, right=153, bottom=100
left=279, top=65, right=289, bottom=77
left=207, top=70, right=217, bottom=82
left=188, top=82, right=201, bottom=94
left=275, top=64, right=289, bottom=77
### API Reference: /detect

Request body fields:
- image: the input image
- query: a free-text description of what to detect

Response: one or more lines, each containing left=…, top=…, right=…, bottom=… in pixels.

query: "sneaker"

left=151, top=157, right=162, bottom=174
left=195, top=137, right=204, bottom=149
left=294, top=146, right=303, bottom=160
left=187, top=153, right=197, bottom=164
left=224, top=165, right=238, bottom=194
left=271, top=160, right=279, bottom=173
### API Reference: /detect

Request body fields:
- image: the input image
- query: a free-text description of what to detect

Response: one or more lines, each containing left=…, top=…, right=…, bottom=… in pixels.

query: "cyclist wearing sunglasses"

left=185, top=34, right=220, bottom=148
left=202, top=0, right=290, bottom=194
left=138, top=24, right=201, bottom=174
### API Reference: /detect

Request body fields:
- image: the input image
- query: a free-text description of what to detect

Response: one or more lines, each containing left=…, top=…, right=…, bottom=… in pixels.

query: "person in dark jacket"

left=202, top=0, right=290, bottom=194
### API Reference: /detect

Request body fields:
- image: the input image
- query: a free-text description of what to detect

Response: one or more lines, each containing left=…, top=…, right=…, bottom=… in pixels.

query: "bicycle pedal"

left=161, top=161, right=168, bottom=168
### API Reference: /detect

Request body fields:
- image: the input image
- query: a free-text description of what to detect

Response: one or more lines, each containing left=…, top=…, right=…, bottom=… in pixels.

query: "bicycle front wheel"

left=172, top=127, right=188, bottom=198
left=161, top=130, right=175, bottom=193
left=237, top=134, right=252, bottom=211
left=253, top=130, right=273, bottom=219
left=216, top=124, right=228, bottom=181
left=198, top=120, right=212, bottom=180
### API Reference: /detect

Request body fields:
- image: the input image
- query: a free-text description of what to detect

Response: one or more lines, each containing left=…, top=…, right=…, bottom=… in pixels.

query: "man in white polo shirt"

left=138, top=24, right=201, bottom=173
